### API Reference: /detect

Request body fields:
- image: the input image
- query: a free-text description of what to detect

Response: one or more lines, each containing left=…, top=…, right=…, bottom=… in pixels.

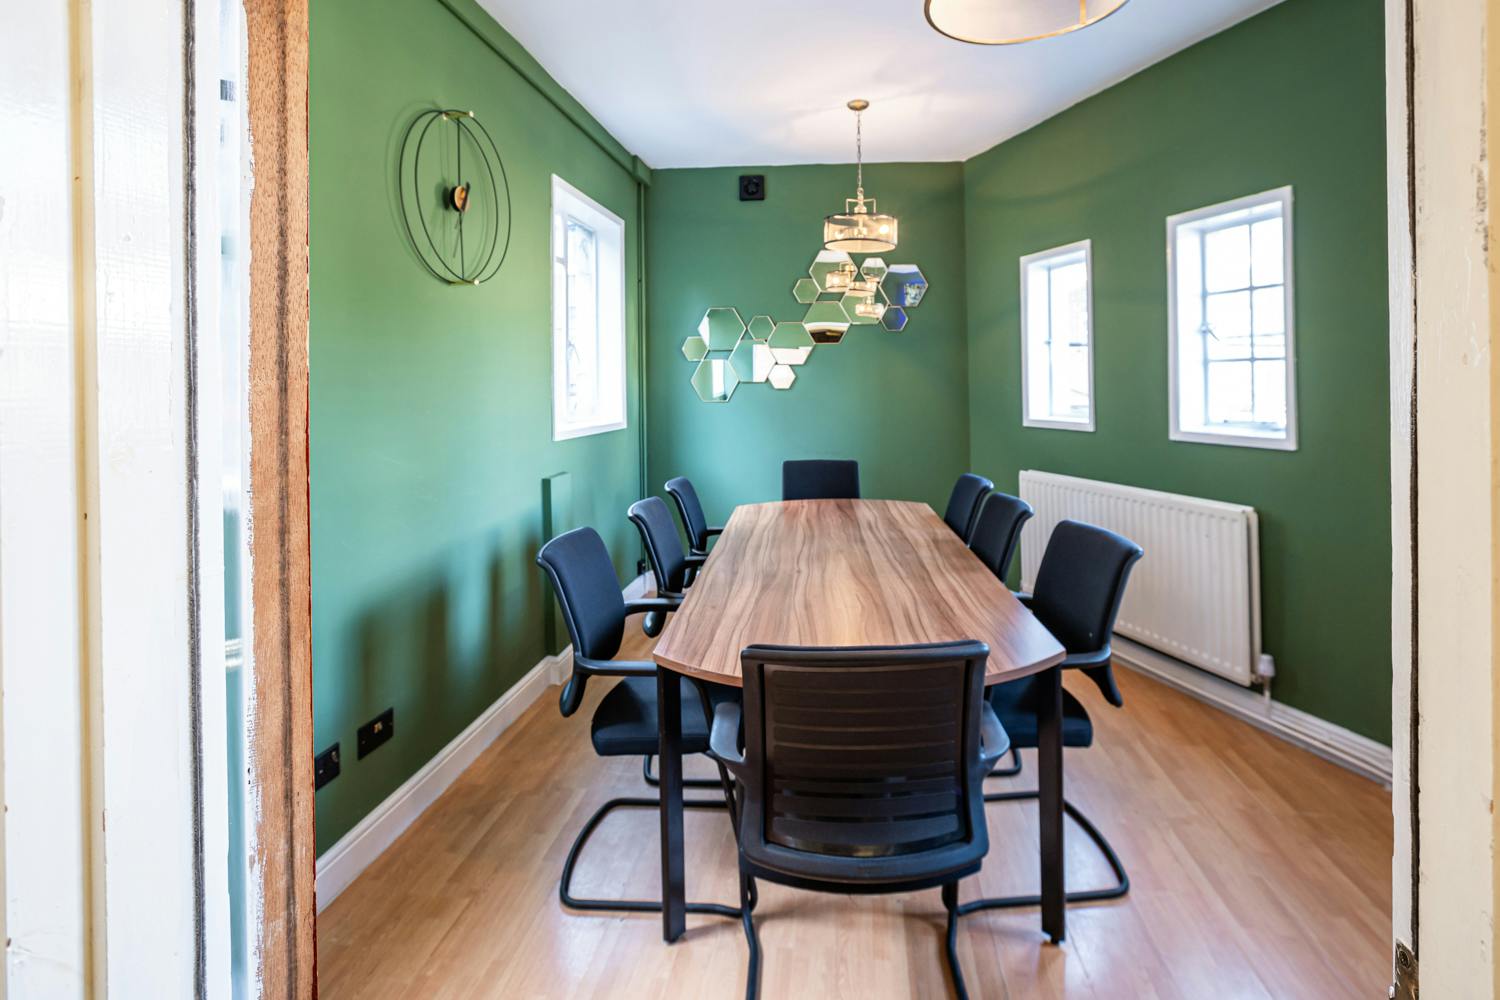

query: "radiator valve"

left=1255, top=653, right=1277, bottom=680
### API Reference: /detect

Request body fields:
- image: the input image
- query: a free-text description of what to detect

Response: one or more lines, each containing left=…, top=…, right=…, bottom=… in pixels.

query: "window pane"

left=563, top=218, right=599, bottom=424
left=1206, top=360, right=1254, bottom=426
left=1252, top=286, right=1285, bottom=358
left=1251, top=216, right=1284, bottom=286
left=1050, top=260, right=1088, bottom=346
left=552, top=177, right=626, bottom=439
left=1205, top=290, right=1252, bottom=359
left=1203, top=224, right=1250, bottom=292
left=1252, top=359, right=1287, bottom=428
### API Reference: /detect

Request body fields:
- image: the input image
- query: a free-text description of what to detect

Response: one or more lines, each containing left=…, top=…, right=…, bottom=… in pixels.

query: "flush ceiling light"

left=925, top=0, right=1129, bottom=45
left=824, top=100, right=898, bottom=254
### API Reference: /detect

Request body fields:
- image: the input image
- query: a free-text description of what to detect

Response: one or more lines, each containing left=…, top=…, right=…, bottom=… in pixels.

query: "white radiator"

left=1018, top=471, right=1262, bottom=687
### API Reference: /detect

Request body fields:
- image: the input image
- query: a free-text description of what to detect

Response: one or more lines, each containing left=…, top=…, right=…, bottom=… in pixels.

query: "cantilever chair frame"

left=536, top=530, right=742, bottom=920
left=709, top=642, right=1009, bottom=1000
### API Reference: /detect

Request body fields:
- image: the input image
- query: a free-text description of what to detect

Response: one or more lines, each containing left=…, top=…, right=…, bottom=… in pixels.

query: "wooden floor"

left=318, top=614, right=1392, bottom=999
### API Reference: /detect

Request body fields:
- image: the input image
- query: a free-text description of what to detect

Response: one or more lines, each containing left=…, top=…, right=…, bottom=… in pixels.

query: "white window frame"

left=550, top=174, right=628, bottom=442
left=1167, top=186, right=1298, bottom=451
left=1019, top=239, right=1096, bottom=432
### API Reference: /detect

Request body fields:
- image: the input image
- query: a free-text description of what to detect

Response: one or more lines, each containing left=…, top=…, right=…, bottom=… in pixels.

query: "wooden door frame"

left=243, top=0, right=317, bottom=994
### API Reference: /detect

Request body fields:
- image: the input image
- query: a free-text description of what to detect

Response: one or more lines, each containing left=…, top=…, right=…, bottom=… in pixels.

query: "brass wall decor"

left=680, top=247, right=929, bottom=402
left=398, top=108, right=512, bottom=285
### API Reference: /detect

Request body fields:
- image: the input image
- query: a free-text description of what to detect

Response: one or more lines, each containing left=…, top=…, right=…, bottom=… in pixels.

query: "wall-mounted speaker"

left=739, top=174, right=766, bottom=201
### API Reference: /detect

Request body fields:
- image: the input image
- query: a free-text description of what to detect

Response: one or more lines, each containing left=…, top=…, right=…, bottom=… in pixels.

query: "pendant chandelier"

left=925, top=0, right=1129, bottom=46
left=823, top=100, right=898, bottom=254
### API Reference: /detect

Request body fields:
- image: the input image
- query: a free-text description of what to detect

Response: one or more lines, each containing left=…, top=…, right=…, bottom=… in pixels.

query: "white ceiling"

left=475, top=0, right=1285, bottom=168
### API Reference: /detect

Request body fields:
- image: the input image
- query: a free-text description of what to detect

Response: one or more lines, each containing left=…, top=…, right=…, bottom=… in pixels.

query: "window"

left=1020, top=240, right=1094, bottom=431
left=1168, top=187, right=1296, bottom=450
left=551, top=175, right=627, bottom=440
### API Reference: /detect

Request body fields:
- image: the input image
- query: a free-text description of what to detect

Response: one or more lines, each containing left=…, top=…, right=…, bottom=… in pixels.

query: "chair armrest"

left=705, top=702, right=746, bottom=780
left=622, top=596, right=681, bottom=618
left=978, top=703, right=1010, bottom=769
left=1058, top=645, right=1124, bottom=708
left=705, top=526, right=724, bottom=538
left=573, top=655, right=657, bottom=679
left=1060, top=647, right=1110, bottom=670
left=1013, top=591, right=1033, bottom=607
left=684, top=554, right=708, bottom=568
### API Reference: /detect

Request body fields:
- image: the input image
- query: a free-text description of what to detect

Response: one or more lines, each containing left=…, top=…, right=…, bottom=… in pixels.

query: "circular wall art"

left=398, top=108, right=512, bottom=285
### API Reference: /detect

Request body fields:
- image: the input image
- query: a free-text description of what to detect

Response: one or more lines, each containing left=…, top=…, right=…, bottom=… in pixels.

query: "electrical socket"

left=357, top=708, right=394, bottom=759
left=314, top=743, right=340, bottom=790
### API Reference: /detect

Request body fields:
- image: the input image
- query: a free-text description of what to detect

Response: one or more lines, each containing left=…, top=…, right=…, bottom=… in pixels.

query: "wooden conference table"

left=651, top=499, right=1070, bottom=943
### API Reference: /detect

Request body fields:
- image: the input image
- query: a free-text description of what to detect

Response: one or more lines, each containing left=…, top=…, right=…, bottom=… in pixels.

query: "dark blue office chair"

left=535, top=526, right=739, bottom=919
left=782, top=459, right=860, bottom=501
left=709, top=642, right=1009, bottom=1000
left=967, top=491, right=1034, bottom=777
left=966, top=519, right=1143, bottom=914
left=629, top=496, right=724, bottom=791
left=665, top=476, right=723, bottom=556
left=943, top=473, right=994, bottom=542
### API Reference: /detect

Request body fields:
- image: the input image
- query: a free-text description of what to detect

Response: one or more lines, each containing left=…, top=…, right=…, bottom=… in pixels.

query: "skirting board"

left=315, top=646, right=573, bottom=911
left=1113, top=636, right=1393, bottom=787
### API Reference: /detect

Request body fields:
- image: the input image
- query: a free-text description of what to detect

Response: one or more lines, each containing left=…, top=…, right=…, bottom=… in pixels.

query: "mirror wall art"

left=681, top=248, right=929, bottom=402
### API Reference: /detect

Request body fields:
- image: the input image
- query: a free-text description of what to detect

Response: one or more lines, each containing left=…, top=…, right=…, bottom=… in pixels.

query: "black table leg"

left=1038, top=665, right=1066, bottom=944
left=657, top=666, right=686, bottom=943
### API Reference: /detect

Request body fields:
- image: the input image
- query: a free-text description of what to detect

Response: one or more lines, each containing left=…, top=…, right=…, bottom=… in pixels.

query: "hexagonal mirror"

left=809, top=249, right=855, bottom=293
left=881, top=265, right=928, bottom=309
left=697, top=307, right=746, bottom=351
left=691, top=353, right=739, bottom=402
left=802, top=301, right=851, bottom=344
left=860, top=257, right=889, bottom=283
left=771, top=346, right=812, bottom=366
left=881, top=305, right=909, bottom=332
left=747, top=315, right=775, bottom=341
left=729, top=334, right=775, bottom=383
left=769, top=322, right=814, bottom=366
left=681, top=335, right=708, bottom=361
left=768, top=365, right=796, bottom=390
left=792, top=277, right=821, bottom=305
left=841, top=290, right=883, bottom=326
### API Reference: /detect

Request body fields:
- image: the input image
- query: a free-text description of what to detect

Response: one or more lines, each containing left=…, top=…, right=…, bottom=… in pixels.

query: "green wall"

left=646, top=164, right=971, bottom=518
left=310, top=0, right=648, bottom=851
left=963, top=0, right=1390, bottom=741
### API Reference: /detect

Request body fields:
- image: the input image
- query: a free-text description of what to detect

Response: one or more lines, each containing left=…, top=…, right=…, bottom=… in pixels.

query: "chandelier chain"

left=855, top=108, right=864, bottom=197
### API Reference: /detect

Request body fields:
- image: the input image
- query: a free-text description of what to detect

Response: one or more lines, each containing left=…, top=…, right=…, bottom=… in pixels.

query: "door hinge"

left=1390, top=942, right=1417, bottom=1000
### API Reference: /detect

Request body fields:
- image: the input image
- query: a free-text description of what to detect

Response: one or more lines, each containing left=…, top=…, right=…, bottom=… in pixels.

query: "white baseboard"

left=1112, top=636, right=1393, bottom=787
left=314, top=647, right=572, bottom=911
left=622, top=571, right=652, bottom=601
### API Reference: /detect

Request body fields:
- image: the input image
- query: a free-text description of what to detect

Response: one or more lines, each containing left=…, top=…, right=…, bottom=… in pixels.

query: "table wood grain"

left=652, top=499, right=1066, bottom=687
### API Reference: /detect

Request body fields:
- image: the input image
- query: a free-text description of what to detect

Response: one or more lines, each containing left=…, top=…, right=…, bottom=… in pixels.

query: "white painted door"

left=0, top=0, right=239, bottom=995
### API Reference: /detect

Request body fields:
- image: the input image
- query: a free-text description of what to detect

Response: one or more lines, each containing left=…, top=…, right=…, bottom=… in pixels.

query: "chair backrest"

left=536, top=525, right=626, bottom=669
left=943, top=473, right=994, bottom=541
left=782, top=459, right=860, bottom=501
left=628, top=496, right=692, bottom=595
left=736, top=642, right=992, bottom=881
left=665, top=476, right=710, bottom=552
left=968, top=492, right=1033, bottom=582
left=1030, top=520, right=1144, bottom=655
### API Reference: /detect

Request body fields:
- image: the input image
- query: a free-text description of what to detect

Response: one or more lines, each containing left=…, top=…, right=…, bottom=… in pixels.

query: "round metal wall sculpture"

left=399, top=109, right=511, bottom=285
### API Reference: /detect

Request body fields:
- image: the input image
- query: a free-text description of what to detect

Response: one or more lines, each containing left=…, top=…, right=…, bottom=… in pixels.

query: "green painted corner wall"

left=309, top=0, right=647, bottom=852
left=645, top=164, right=971, bottom=519
left=963, top=0, right=1391, bottom=742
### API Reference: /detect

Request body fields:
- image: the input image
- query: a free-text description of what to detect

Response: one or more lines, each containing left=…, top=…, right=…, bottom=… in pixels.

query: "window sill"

left=552, top=419, right=628, bottom=443
left=1170, top=427, right=1297, bottom=451
left=1023, top=417, right=1095, bottom=433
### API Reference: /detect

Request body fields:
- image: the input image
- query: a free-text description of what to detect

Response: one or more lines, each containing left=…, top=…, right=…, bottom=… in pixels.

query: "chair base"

left=642, top=754, right=728, bottom=790
left=560, top=795, right=741, bottom=918
left=958, top=792, right=1129, bottom=917
left=736, top=873, right=971, bottom=1000
left=984, top=747, right=1022, bottom=779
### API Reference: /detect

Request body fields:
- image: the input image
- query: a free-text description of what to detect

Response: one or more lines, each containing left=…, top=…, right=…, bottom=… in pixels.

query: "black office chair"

left=628, top=496, right=724, bottom=792
left=966, top=519, right=1143, bottom=915
left=708, top=642, right=1009, bottom=1000
left=535, top=526, right=739, bottom=919
left=781, top=459, right=860, bottom=501
left=967, top=491, right=1034, bottom=777
left=665, top=476, right=723, bottom=556
left=943, top=473, right=994, bottom=542
left=628, top=496, right=705, bottom=623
